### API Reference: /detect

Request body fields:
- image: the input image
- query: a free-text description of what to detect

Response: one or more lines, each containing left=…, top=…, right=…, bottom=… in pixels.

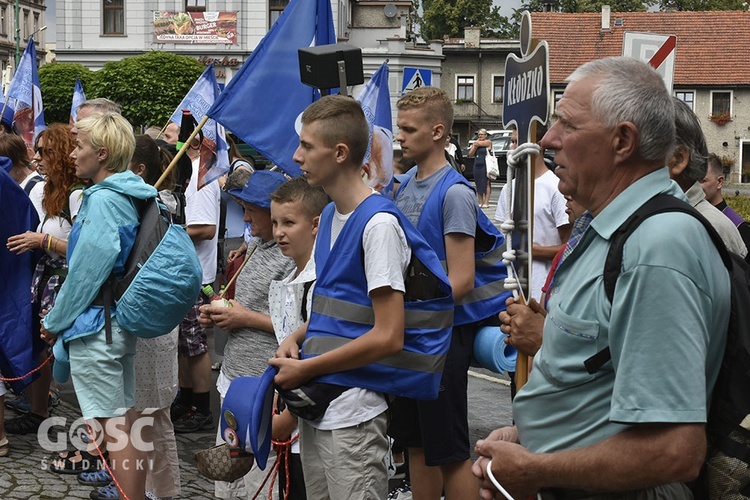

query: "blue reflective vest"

left=397, top=167, right=511, bottom=325
left=302, top=195, right=454, bottom=400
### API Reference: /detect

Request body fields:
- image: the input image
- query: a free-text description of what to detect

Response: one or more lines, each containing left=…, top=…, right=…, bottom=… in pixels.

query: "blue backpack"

left=97, top=196, right=202, bottom=339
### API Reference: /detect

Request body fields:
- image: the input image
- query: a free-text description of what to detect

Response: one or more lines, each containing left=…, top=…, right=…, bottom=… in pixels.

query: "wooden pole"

left=219, top=244, right=257, bottom=299
left=154, top=114, right=209, bottom=190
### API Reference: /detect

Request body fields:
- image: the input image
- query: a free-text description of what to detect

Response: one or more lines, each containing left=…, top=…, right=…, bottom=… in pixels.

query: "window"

left=23, top=10, right=28, bottom=39
left=33, top=13, right=39, bottom=38
left=493, top=75, right=504, bottom=103
left=1, top=5, right=6, bottom=37
left=186, top=0, right=206, bottom=12
left=552, top=90, right=564, bottom=115
left=675, top=91, right=694, bottom=111
left=711, top=91, right=732, bottom=116
left=103, top=0, right=124, bottom=35
left=269, top=0, right=290, bottom=28
left=456, top=75, right=474, bottom=102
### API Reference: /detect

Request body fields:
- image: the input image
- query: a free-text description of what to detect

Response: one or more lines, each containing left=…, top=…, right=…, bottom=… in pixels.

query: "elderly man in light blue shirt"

left=473, top=56, right=730, bottom=500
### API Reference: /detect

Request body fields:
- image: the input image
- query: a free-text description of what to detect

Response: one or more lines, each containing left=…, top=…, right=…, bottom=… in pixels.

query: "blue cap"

left=220, top=365, right=277, bottom=470
left=228, top=170, right=287, bottom=210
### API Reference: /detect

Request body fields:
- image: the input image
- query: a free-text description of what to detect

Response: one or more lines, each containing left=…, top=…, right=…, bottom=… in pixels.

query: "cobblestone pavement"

left=0, top=370, right=511, bottom=499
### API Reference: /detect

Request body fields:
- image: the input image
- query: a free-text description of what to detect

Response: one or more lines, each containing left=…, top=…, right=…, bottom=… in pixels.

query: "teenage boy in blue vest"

left=269, top=95, right=416, bottom=499
left=392, top=86, right=509, bottom=499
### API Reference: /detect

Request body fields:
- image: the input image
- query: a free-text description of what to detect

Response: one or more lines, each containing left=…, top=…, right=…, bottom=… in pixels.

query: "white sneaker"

left=387, top=480, right=412, bottom=500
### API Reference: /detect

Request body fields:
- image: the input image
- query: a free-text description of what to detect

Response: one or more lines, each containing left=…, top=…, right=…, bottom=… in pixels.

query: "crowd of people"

left=0, top=54, right=747, bottom=500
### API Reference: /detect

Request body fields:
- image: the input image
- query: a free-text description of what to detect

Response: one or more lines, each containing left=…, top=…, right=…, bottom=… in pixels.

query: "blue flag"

left=6, top=42, right=45, bottom=152
left=69, top=78, right=86, bottom=125
left=0, top=167, right=40, bottom=394
left=170, top=64, right=230, bottom=189
left=207, top=0, right=335, bottom=177
left=357, top=62, right=393, bottom=193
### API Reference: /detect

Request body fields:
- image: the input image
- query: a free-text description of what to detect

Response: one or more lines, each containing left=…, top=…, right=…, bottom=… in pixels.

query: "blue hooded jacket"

left=44, top=170, right=157, bottom=342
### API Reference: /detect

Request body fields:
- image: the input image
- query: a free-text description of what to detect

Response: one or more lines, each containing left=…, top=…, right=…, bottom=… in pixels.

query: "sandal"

left=90, top=482, right=120, bottom=500
left=5, top=412, right=45, bottom=434
left=50, top=449, right=107, bottom=474
left=0, top=436, right=8, bottom=457
left=77, top=468, right=113, bottom=487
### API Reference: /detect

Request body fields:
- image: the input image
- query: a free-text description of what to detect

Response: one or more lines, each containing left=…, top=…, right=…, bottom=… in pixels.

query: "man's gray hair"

left=77, top=97, right=121, bottom=114
left=567, top=57, right=675, bottom=163
left=672, top=96, right=708, bottom=184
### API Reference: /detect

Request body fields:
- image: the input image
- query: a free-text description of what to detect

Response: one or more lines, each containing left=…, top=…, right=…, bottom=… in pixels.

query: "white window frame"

left=492, top=74, right=504, bottom=103
left=674, top=90, right=696, bottom=112
left=455, top=74, right=476, bottom=103
left=710, top=90, right=733, bottom=116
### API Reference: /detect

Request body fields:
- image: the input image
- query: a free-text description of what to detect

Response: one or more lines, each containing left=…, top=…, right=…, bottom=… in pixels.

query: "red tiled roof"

left=531, top=11, right=750, bottom=86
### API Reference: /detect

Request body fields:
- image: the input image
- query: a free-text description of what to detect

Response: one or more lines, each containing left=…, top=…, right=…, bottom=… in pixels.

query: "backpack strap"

left=300, top=279, right=316, bottom=323
left=23, top=174, right=43, bottom=195
left=585, top=193, right=732, bottom=374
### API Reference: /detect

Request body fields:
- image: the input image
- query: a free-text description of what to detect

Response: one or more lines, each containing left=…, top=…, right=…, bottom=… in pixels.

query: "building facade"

left=442, top=27, right=519, bottom=146
left=0, top=0, right=47, bottom=89
left=532, top=9, right=750, bottom=183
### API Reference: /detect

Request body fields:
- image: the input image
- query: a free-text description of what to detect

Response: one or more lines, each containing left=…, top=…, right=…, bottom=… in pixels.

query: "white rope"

left=499, top=142, right=540, bottom=303
left=484, top=460, right=544, bottom=500
left=485, top=460, right=514, bottom=500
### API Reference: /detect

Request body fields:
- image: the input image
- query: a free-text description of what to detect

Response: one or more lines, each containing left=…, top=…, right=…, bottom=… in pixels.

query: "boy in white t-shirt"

left=267, top=177, right=329, bottom=499
left=269, top=95, right=411, bottom=499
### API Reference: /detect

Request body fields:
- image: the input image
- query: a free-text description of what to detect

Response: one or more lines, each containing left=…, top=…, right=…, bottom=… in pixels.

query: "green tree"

left=87, top=51, right=204, bottom=129
left=658, top=0, right=746, bottom=10
left=38, top=63, right=95, bottom=125
left=419, top=0, right=515, bottom=41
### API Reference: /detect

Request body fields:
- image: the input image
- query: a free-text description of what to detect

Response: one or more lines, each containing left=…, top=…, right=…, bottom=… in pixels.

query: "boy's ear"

left=311, top=215, right=320, bottom=236
left=334, top=143, right=349, bottom=164
left=432, top=123, right=447, bottom=143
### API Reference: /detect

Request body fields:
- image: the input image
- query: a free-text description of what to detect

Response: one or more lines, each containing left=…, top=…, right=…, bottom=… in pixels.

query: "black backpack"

left=585, top=193, right=750, bottom=498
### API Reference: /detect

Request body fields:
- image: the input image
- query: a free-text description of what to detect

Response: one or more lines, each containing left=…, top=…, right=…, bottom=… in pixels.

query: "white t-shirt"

left=20, top=171, right=45, bottom=221
left=310, top=196, right=411, bottom=431
left=495, top=170, right=569, bottom=301
left=185, top=158, right=221, bottom=284
left=37, top=188, right=84, bottom=259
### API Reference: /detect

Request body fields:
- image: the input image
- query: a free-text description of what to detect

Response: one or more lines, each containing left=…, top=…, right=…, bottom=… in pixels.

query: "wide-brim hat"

left=220, top=365, right=277, bottom=470
left=228, top=170, right=287, bottom=210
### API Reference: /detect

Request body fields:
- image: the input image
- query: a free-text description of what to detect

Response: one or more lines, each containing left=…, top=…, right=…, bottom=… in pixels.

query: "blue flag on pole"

left=207, top=0, right=335, bottom=177
left=69, top=78, right=86, bottom=125
left=357, top=62, right=393, bottom=194
left=6, top=42, right=45, bottom=152
left=170, top=64, right=230, bottom=189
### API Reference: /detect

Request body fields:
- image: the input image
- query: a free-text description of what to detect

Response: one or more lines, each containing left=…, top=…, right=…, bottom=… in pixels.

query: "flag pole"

left=219, top=244, right=257, bottom=299
left=156, top=119, right=170, bottom=141
left=0, top=95, right=9, bottom=126
left=155, top=115, right=209, bottom=190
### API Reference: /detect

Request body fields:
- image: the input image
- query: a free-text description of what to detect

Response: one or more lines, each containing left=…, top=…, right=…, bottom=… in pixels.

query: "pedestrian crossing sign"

left=402, top=67, right=432, bottom=95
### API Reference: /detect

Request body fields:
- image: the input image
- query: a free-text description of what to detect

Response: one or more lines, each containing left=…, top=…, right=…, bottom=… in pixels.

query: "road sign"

left=402, top=67, right=431, bottom=95
left=623, top=32, right=676, bottom=94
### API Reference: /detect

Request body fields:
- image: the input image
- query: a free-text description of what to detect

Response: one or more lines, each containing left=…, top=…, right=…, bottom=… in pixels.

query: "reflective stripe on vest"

left=313, top=294, right=454, bottom=330
left=304, top=336, right=447, bottom=374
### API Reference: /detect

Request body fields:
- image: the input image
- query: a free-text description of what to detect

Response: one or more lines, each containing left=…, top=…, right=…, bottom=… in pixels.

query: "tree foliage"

left=38, top=51, right=205, bottom=129
left=419, top=0, right=515, bottom=41
left=38, top=63, right=95, bottom=125
left=658, top=0, right=746, bottom=10
left=87, top=51, right=204, bottom=129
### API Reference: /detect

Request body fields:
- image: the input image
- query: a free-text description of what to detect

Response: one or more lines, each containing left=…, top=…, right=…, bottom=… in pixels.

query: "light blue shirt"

left=514, top=167, right=730, bottom=453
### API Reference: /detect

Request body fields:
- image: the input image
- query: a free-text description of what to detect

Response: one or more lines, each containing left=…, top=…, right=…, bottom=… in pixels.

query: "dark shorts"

left=177, top=292, right=209, bottom=357
left=388, top=324, right=475, bottom=466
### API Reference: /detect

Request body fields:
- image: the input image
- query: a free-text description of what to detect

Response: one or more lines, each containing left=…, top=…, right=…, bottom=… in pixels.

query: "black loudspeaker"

left=298, top=43, right=364, bottom=91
